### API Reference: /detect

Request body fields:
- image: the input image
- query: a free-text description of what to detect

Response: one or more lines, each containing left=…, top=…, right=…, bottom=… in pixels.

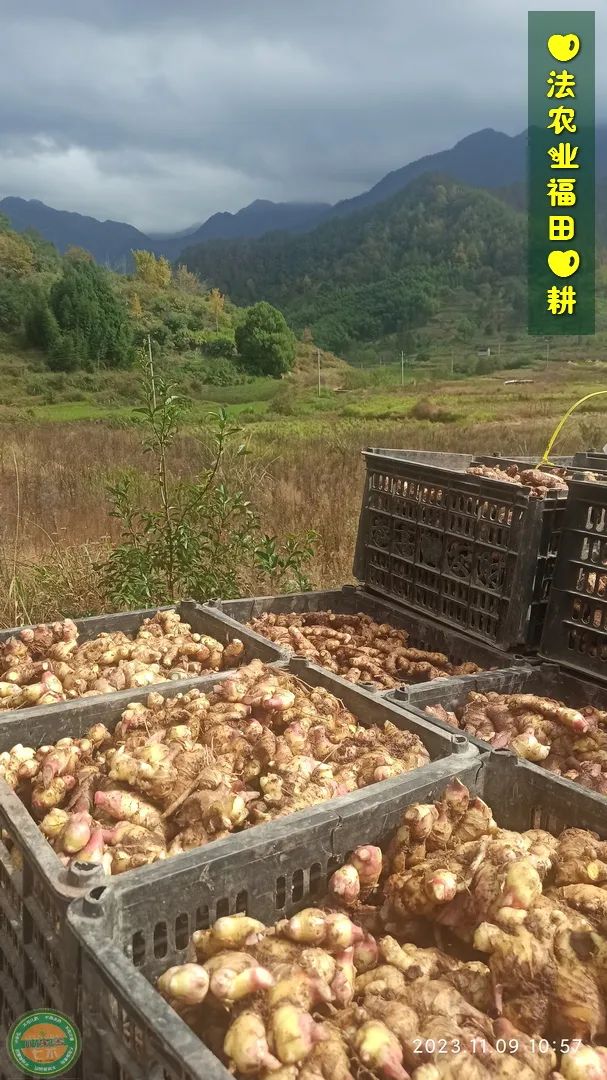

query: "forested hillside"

left=0, top=215, right=307, bottom=384
left=181, top=176, right=527, bottom=351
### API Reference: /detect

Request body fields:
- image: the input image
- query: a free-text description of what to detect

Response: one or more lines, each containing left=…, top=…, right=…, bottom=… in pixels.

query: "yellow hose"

left=538, top=389, right=607, bottom=467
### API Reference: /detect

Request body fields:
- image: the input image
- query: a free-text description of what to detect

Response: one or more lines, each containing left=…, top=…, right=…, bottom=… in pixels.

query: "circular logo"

left=7, top=1011, right=81, bottom=1076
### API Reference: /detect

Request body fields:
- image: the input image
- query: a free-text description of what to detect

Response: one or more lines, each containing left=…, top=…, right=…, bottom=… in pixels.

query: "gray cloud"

left=1, top=0, right=603, bottom=230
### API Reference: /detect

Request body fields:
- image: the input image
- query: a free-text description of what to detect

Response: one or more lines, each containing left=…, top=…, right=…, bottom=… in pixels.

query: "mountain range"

left=0, top=195, right=333, bottom=268
left=0, top=126, right=552, bottom=267
left=178, top=172, right=528, bottom=352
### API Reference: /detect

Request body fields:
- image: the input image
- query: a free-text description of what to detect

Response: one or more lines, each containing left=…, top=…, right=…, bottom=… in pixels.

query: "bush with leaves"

left=0, top=278, right=27, bottom=331
left=235, top=301, right=296, bottom=377
left=49, top=259, right=132, bottom=370
left=198, top=358, right=246, bottom=386
left=202, top=330, right=237, bottom=358
left=475, top=353, right=498, bottom=375
left=47, top=335, right=80, bottom=373
left=99, top=349, right=316, bottom=607
left=25, top=294, right=60, bottom=350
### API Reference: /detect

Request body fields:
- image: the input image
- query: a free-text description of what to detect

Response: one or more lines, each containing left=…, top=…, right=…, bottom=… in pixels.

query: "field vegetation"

left=1, top=355, right=605, bottom=627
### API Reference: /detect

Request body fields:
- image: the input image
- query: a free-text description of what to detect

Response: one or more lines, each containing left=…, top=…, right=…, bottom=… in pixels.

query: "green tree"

left=208, top=287, right=225, bottom=330
left=173, top=264, right=203, bottom=294
left=130, top=292, right=143, bottom=318
left=132, top=249, right=172, bottom=288
left=25, top=295, right=60, bottom=350
left=49, top=260, right=132, bottom=369
left=0, top=279, right=27, bottom=331
left=202, top=330, right=237, bottom=358
left=65, top=245, right=94, bottom=263
left=476, top=353, right=498, bottom=375
left=0, top=231, right=35, bottom=277
left=47, top=334, right=79, bottom=372
left=235, top=301, right=296, bottom=377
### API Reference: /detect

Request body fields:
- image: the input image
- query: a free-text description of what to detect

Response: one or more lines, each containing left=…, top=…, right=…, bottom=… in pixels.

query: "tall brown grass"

left=0, top=399, right=597, bottom=627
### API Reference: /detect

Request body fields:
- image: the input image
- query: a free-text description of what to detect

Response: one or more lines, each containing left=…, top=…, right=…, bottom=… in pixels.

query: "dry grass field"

left=0, top=361, right=605, bottom=626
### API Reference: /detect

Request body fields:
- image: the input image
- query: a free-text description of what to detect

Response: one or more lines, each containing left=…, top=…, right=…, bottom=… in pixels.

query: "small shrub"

left=475, top=355, right=498, bottom=375
left=198, top=357, right=245, bottom=386
left=502, top=356, right=532, bottom=370
left=202, top=330, right=237, bottom=358
left=99, top=349, right=316, bottom=606
left=271, top=388, right=299, bottom=416
left=410, top=398, right=458, bottom=423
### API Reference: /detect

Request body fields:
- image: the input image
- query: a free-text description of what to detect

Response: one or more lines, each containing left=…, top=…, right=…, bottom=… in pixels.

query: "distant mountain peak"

left=4, top=125, right=605, bottom=269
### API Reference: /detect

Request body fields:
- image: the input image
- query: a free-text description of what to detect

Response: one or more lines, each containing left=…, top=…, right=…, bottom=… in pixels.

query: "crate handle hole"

left=216, top=898, right=230, bottom=919
left=309, top=863, right=323, bottom=897
left=175, top=913, right=190, bottom=951
left=153, top=922, right=169, bottom=959
left=276, top=875, right=286, bottom=910
left=291, top=869, right=304, bottom=902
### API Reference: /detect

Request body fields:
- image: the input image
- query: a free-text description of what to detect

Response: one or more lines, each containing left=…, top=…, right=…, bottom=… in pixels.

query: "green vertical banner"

left=528, top=11, right=595, bottom=334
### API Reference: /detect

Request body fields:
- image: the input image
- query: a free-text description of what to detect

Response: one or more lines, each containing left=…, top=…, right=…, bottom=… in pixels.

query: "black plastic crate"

left=0, top=1037, right=18, bottom=1080
left=0, top=656, right=472, bottom=1048
left=0, top=600, right=285, bottom=724
left=353, top=448, right=569, bottom=651
left=0, top=666, right=242, bottom=1054
left=386, top=660, right=607, bottom=757
left=572, top=450, right=607, bottom=471
left=68, top=750, right=607, bottom=1080
left=208, top=586, right=521, bottom=691
left=474, top=454, right=607, bottom=482
left=0, top=943, right=26, bottom=1078
left=542, top=479, right=607, bottom=682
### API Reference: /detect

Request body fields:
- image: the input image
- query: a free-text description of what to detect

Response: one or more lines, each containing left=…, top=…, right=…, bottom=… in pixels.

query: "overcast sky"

left=1, top=0, right=603, bottom=232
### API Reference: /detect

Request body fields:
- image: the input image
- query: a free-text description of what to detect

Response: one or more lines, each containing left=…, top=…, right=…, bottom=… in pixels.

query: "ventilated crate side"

left=353, top=449, right=566, bottom=650
left=0, top=1037, right=19, bottom=1080
left=572, top=451, right=607, bottom=470
left=71, top=756, right=484, bottom=1080
left=70, top=752, right=607, bottom=1080
left=542, top=479, right=607, bottom=682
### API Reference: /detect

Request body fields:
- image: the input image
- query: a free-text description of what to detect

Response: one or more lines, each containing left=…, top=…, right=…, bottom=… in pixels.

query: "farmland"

left=0, top=353, right=605, bottom=627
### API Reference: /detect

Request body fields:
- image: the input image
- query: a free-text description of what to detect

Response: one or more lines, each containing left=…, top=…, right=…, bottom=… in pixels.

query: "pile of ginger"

left=0, top=660, right=430, bottom=876
left=467, top=461, right=602, bottom=496
left=247, top=612, right=482, bottom=690
left=426, top=691, right=607, bottom=796
left=0, top=609, right=245, bottom=712
left=465, top=464, right=576, bottom=497
left=156, top=778, right=607, bottom=1079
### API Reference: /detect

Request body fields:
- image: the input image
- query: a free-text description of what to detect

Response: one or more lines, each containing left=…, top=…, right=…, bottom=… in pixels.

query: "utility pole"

left=545, top=338, right=550, bottom=370
left=450, top=350, right=454, bottom=377
left=317, top=348, right=321, bottom=397
left=401, top=350, right=405, bottom=387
